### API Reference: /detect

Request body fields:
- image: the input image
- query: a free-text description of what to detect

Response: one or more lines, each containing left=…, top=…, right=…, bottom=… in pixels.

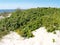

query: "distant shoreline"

left=0, top=9, right=15, bottom=13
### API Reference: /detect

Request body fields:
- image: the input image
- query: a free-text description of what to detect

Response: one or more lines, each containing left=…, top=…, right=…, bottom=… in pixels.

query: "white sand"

left=0, top=27, right=60, bottom=45
left=0, top=13, right=11, bottom=20
left=7, top=13, right=11, bottom=17
left=0, top=16, right=4, bottom=19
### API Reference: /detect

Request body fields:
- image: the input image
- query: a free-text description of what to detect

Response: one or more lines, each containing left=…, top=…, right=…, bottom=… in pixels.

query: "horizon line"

left=0, top=7, right=60, bottom=9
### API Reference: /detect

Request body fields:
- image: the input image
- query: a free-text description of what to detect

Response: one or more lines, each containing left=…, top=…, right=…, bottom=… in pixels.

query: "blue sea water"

left=0, top=9, right=15, bottom=13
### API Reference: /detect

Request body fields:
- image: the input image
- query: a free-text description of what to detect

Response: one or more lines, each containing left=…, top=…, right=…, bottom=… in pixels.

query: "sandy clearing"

left=0, top=16, right=4, bottom=19
left=0, top=27, right=60, bottom=45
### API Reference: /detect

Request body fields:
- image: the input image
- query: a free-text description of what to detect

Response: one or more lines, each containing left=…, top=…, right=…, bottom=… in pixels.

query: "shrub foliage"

left=0, top=8, right=60, bottom=38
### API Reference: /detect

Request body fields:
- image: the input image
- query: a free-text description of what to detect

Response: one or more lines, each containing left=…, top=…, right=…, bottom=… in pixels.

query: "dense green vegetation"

left=0, top=7, right=60, bottom=38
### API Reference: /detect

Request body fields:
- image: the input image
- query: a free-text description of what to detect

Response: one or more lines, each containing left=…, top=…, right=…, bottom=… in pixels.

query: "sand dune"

left=0, top=27, right=60, bottom=45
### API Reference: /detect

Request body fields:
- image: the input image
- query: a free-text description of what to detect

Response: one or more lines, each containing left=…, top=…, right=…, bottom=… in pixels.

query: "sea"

left=0, top=9, right=15, bottom=13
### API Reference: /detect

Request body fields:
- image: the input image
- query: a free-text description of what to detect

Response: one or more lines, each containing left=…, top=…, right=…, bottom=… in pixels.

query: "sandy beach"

left=0, top=27, right=60, bottom=45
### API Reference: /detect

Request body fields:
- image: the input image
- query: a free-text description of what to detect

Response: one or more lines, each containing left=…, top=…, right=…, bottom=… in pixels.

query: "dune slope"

left=0, top=27, right=60, bottom=45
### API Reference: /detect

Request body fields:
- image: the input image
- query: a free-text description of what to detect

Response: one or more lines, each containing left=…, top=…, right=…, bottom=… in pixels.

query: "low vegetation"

left=0, top=7, right=60, bottom=38
left=52, top=39, right=55, bottom=43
